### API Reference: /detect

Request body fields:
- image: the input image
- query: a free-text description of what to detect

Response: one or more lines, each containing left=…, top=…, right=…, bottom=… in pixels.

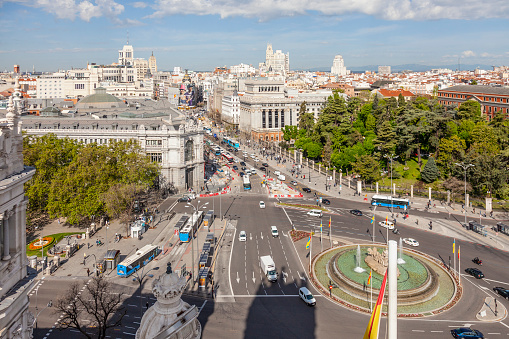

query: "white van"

left=250, top=168, right=256, bottom=175
left=278, top=174, right=286, bottom=181
left=299, top=287, right=316, bottom=306
left=274, top=170, right=281, bottom=176
left=271, top=226, right=279, bottom=237
left=307, top=209, right=323, bottom=217
left=379, top=220, right=395, bottom=230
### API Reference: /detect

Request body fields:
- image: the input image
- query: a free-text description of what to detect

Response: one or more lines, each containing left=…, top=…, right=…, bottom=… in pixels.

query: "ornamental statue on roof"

left=178, top=70, right=196, bottom=109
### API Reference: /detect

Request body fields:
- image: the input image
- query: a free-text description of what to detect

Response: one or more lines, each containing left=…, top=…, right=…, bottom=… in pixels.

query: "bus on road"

left=243, top=175, right=251, bottom=190
left=221, top=153, right=234, bottom=163
left=223, top=137, right=240, bottom=150
left=371, top=194, right=409, bottom=209
left=117, top=244, right=159, bottom=277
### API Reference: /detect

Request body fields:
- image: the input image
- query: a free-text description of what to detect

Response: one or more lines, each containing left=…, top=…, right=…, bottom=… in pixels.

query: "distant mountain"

left=303, top=64, right=495, bottom=73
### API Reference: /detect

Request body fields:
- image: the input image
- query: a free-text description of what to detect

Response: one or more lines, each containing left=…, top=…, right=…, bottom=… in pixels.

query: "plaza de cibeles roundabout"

left=311, top=241, right=461, bottom=317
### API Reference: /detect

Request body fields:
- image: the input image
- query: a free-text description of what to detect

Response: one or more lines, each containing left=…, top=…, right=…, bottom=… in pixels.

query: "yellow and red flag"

left=385, top=215, right=388, bottom=223
left=329, top=216, right=331, bottom=229
left=453, top=238, right=455, bottom=254
left=367, top=270, right=372, bottom=285
left=363, top=270, right=388, bottom=339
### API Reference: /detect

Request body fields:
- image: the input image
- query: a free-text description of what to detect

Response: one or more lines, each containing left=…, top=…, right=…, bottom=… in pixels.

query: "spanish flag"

left=453, top=238, right=455, bottom=254
left=363, top=270, right=388, bottom=339
left=458, top=245, right=460, bottom=260
left=367, top=270, right=372, bottom=285
left=385, top=215, right=388, bottom=223
left=329, top=216, right=332, bottom=229
left=305, top=235, right=311, bottom=249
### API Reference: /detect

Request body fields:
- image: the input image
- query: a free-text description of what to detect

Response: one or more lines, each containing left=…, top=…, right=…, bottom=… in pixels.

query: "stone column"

left=376, top=182, right=379, bottom=194
left=447, top=190, right=451, bottom=204
left=486, top=197, right=493, bottom=213
left=428, top=187, right=432, bottom=200
left=357, top=180, right=362, bottom=195
left=339, top=172, right=342, bottom=190
left=318, top=163, right=321, bottom=174
left=299, top=151, right=303, bottom=165
left=393, top=183, right=396, bottom=196
left=333, top=170, right=336, bottom=182
left=410, top=185, right=414, bottom=198
left=466, top=194, right=469, bottom=209
left=2, top=212, right=11, bottom=260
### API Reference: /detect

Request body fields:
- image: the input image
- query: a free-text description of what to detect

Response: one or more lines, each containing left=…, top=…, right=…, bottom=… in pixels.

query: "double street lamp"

left=455, top=162, right=475, bottom=226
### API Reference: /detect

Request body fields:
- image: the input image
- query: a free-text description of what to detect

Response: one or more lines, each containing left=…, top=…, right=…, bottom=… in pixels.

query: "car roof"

left=271, top=226, right=278, bottom=230
left=299, top=287, right=311, bottom=294
left=240, top=230, right=246, bottom=234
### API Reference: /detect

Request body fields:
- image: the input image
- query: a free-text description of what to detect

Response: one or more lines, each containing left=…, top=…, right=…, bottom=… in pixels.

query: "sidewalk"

left=240, top=141, right=509, bottom=252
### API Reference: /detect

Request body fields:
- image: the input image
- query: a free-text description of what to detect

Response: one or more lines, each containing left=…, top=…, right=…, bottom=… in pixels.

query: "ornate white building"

left=261, top=44, right=289, bottom=75
left=221, top=91, right=240, bottom=129
left=331, top=55, right=348, bottom=76
left=0, top=93, right=36, bottom=338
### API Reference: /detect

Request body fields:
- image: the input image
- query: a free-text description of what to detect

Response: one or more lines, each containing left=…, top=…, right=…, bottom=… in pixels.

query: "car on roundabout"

left=378, top=220, right=395, bottom=230
left=493, top=287, right=509, bottom=299
left=465, top=267, right=484, bottom=279
left=403, top=238, right=419, bottom=247
left=350, top=209, right=363, bottom=216
left=450, top=327, right=484, bottom=338
left=298, top=287, right=316, bottom=306
left=238, top=231, right=247, bottom=242
left=321, top=198, right=330, bottom=205
left=259, top=201, right=266, bottom=209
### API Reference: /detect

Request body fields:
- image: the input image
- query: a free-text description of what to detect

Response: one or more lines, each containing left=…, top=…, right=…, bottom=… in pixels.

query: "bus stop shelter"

left=104, top=250, right=121, bottom=270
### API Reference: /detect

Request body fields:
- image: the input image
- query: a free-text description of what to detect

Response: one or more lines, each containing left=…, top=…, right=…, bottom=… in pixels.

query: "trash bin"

left=28, top=255, right=37, bottom=269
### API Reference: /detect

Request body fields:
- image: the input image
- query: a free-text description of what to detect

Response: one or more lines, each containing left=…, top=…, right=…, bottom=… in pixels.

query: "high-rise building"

left=118, top=44, right=134, bottom=66
left=263, top=44, right=289, bottom=75
left=378, top=66, right=391, bottom=75
left=331, top=55, right=348, bottom=76
left=149, top=52, right=157, bottom=74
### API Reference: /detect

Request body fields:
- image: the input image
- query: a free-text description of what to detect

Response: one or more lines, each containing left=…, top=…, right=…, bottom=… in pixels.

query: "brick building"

left=438, top=85, right=509, bottom=120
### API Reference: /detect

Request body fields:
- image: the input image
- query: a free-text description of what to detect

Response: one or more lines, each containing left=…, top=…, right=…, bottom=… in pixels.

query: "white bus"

left=243, top=175, right=251, bottom=190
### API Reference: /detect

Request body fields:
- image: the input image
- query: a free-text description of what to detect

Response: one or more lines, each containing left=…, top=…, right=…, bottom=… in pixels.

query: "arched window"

left=185, top=140, right=194, bottom=162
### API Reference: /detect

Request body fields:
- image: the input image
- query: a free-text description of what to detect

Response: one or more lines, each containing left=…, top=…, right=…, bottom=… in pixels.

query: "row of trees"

left=23, top=134, right=160, bottom=225
left=282, top=92, right=509, bottom=198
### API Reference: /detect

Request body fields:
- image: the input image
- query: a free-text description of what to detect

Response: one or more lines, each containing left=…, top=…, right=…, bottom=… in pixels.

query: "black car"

left=262, top=163, right=269, bottom=167
left=241, top=166, right=247, bottom=171
left=260, top=166, right=267, bottom=171
left=302, top=188, right=311, bottom=193
left=494, top=287, right=509, bottom=299
left=240, top=162, right=246, bottom=166
left=350, top=209, right=363, bottom=216
left=239, top=172, right=245, bottom=177
left=321, top=199, right=330, bottom=205
left=233, top=165, right=239, bottom=170
left=177, top=197, right=191, bottom=202
left=465, top=267, right=484, bottom=279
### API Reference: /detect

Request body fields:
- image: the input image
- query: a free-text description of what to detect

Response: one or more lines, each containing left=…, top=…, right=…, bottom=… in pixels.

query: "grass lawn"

left=379, top=158, right=427, bottom=187
left=27, top=232, right=82, bottom=257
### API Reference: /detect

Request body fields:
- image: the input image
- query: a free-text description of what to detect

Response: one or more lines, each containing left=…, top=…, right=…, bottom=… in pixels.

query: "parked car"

left=379, top=221, right=395, bottom=230
left=307, top=209, right=323, bottom=217
left=259, top=201, right=266, bottom=209
left=350, top=209, right=363, bottom=216
left=271, top=226, right=279, bottom=237
left=299, top=287, right=316, bottom=306
left=321, top=199, right=330, bottom=205
left=239, top=231, right=247, bottom=242
left=262, top=163, right=269, bottom=167
left=465, top=268, right=484, bottom=279
left=403, top=238, right=419, bottom=247
left=290, top=180, right=298, bottom=186
left=302, top=188, right=311, bottom=193
left=450, top=327, right=484, bottom=338
left=493, top=287, right=509, bottom=299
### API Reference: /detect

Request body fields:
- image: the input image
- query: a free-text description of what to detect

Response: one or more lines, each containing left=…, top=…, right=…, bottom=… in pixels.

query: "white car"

left=239, top=231, right=247, bottom=242
left=403, top=238, right=419, bottom=247
left=379, top=221, right=395, bottom=230
left=271, top=226, right=279, bottom=237
left=274, top=170, right=281, bottom=176
left=259, top=201, right=266, bottom=209
left=299, top=287, right=316, bottom=306
left=307, top=209, right=323, bottom=217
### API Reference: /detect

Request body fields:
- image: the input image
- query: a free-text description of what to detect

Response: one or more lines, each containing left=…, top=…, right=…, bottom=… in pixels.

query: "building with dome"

left=76, top=87, right=127, bottom=110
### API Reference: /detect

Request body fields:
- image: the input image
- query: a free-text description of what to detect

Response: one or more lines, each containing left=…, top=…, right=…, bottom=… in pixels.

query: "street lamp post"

left=32, top=300, right=53, bottom=329
left=455, top=162, right=475, bottom=226
left=384, top=154, right=399, bottom=217
left=186, top=200, right=209, bottom=285
left=130, top=265, right=157, bottom=319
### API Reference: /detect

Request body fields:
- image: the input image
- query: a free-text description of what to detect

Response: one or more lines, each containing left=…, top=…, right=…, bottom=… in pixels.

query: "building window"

left=185, top=140, right=194, bottom=162
left=281, top=109, right=285, bottom=127
left=75, top=84, right=85, bottom=90
left=262, top=110, right=266, bottom=128
left=268, top=110, right=272, bottom=128
left=147, top=152, right=162, bottom=163
left=275, top=109, right=279, bottom=128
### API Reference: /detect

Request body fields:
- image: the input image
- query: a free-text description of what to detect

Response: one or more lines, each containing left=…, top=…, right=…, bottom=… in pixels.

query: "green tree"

left=398, top=93, right=406, bottom=107
left=436, top=136, right=466, bottom=178
left=374, top=121, right=396, bottom=156
left=457, top=100, right=482, bottom=121
left=420, top=157, right=439, bottom=183
left=281, top=125, right=298, bottom=141
left=352, top=154, right=380, bottom=183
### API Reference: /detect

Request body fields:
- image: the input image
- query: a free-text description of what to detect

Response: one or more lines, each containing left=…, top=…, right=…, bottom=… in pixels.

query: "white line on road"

left=199, top=300, right=208, bottom=312
left=236, top=272, right=240, bottom=283
left=411, top=330, right=425, bottom=332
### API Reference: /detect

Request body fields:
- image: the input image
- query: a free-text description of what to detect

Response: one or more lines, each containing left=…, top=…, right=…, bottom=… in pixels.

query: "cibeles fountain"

left=136, top=263, right=201, bottom=339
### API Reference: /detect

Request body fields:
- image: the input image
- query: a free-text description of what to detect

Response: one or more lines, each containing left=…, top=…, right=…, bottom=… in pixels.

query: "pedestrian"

left=87, top=268, right=90, bottom=277
left=87, top=242, right=90, bottom=249
left=146, top=301, right=149, bottom=309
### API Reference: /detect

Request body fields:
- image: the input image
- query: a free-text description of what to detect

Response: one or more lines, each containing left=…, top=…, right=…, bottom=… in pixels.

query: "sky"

left=1, top=0, right=509, bottom=72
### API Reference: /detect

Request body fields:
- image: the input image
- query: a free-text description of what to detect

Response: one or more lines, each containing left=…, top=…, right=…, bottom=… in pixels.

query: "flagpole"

left=453, top=239, right=456, bottom=279
left=458, top=245, right=461, bottom=286
left=309, top=233, right=312, bottom=273
left=370, top=271, right=373, bottom=312
left=320, top=221, right=323, bottom=252
left=329, top=217, right=332, bottom=249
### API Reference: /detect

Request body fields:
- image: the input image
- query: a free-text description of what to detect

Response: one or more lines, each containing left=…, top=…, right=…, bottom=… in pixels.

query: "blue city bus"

left=371, top=194, right=410, bottom=209
left=179, top=211, right=204, bottom=243
left=223, top=137, right=240, bottom=150
left=243, top=175, right=251, bottom=190
left=117, top=244, right=159, bottom=277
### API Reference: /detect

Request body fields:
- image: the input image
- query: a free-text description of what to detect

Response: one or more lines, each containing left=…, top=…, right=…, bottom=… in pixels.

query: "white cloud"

left=20, top=0, right=125, bottom=22
left=132, top=1, right=147, bottom=8
left=461, top=50, right=475, bottom=58
left=147, top=0, right=509, bottom=20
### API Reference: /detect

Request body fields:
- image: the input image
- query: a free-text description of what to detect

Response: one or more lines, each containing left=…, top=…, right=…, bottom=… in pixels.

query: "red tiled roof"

left=378, top=89, right=415, bottom=97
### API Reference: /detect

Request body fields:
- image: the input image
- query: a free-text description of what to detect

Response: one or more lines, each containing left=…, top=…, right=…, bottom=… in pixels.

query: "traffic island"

left=310, top=244, right=462, bottom=317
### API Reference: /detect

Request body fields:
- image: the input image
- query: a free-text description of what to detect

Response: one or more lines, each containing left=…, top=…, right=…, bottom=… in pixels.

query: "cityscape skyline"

left=1, top=0, right=509, bottom=72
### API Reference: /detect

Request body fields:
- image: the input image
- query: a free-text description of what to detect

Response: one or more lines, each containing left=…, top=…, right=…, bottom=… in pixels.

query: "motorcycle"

left=392, top=228, right=400, bottom=235
left=473, top=257, right=482, bottom=265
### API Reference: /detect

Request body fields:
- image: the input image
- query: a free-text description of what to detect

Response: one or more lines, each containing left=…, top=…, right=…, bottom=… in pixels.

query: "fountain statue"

left=398, top=238, right=406, bottom=264
left=354, top=245, right=366, bottom=273
left=365, top=247, right=400, bottom=277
